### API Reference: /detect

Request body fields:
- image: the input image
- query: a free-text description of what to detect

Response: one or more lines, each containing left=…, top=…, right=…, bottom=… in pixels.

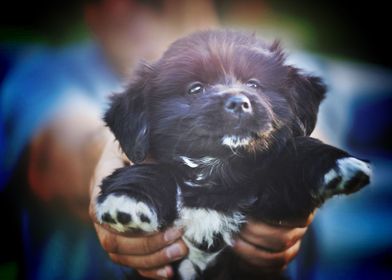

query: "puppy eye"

left=246, top=79, right=261, bottom=89
left=187, top=82, right=204, bottom=95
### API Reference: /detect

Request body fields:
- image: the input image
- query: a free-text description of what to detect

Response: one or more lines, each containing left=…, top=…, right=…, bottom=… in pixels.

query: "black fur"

left=98, top=164, right=178, bottom=229
left=104, top=65, right=153, bottom=163
left=97, top=30, right=371, bottom=279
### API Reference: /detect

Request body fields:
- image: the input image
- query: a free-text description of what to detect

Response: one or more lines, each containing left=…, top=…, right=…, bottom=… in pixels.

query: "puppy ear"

left=289, top=67, right=327, bottom=135
left=104, top=64, right=153, bottom=163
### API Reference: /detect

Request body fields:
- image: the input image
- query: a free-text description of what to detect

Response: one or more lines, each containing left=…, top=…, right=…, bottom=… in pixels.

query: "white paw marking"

left=96, top=194, right=159, bottom=233
left=221, top=135, right=251, bottom=148
left=323, top=157, right=371, bottom=194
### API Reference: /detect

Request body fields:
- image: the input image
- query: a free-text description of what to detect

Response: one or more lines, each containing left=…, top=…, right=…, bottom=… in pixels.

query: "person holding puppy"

left=1, top=0, right=314, bottom=278
left=84, top=1, right=315, bottom=279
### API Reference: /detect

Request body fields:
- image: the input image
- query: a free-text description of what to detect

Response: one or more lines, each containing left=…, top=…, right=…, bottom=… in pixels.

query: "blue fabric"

left=284, top=53, right=392, bottom=279
left=0, top=42, right=122, bottom=190
left=22, top=208, right=135, bottom=280
left=312, top=61, right=392, bottom=279
left=0, top=41, right=132, bottom=279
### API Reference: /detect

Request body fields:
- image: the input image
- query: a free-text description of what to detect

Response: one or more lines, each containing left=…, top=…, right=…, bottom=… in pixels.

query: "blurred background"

left=1, top=0, right=391, bottom=279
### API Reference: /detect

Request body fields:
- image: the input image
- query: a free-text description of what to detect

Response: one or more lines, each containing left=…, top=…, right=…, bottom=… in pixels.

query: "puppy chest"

left=176, top=207, right=245, bottom=250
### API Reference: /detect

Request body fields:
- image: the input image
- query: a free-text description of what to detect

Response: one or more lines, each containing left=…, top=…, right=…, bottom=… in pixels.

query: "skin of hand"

left=90, top=132, right=314, bottom=279
left=233, top=214, right=315, bottom=274
left=89, top=132, right=188, bottom=279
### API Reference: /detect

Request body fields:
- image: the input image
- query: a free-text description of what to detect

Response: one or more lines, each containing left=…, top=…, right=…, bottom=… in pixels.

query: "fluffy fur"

left=96, top=30, right=371, bottom=279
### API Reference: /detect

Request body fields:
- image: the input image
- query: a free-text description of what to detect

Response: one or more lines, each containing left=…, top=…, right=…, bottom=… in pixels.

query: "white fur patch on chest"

left=177, top=208, right=244, bottom=248
left=175, top=207, right=245, bottom=279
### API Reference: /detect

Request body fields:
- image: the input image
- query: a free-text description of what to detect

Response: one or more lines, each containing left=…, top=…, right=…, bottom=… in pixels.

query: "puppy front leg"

left=284, top=137, right=371, bottom=199
left=251, top=136, right=371, bottom=222
left=95, top=164, right=178, bottom=233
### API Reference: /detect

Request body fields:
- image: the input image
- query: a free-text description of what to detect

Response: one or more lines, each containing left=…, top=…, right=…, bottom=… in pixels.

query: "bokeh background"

left=1, top=0, right=391, bottom=279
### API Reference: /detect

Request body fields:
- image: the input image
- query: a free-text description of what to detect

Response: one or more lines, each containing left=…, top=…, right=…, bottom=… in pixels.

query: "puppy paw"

left=96, top=194, right=159, bottom=233
left=323, top=157, right=371, bottom=197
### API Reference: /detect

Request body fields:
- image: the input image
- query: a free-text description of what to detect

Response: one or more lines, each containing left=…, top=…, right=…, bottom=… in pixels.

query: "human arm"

left=89, top=134, right=188, bottom=279
left=28, top=103, right=110, bottom=220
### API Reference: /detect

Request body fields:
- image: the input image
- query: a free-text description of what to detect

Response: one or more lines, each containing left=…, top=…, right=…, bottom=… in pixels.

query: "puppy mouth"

left=221, top=135, right=253, bottom=148
left=210, top=116, right=271, bottom=146
left=220, top=126, right=272, bottom=149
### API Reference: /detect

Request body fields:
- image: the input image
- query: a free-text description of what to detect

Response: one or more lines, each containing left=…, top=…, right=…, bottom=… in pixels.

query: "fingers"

left=137, top=266, right=174, bottom=279
left=233, top=238, right=301, bottom=271
left=109, top=240, right=187, bottom=270
left=94, top=223, right=188, bottom=272
left=95, top=223, right=184, bottom=255
left=304, top=210, right=316, bottom=226
left=233, top=213, right=315, bottom=273
left=239, top=221, right=307, bottom=252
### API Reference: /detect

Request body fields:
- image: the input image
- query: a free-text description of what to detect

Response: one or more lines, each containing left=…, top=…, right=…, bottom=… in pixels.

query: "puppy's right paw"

left=96, top=194, right=159, bottom=233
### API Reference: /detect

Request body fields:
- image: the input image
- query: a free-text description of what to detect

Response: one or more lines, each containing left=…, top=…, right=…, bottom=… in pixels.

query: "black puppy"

left=96, top=30, right=371, bottom=279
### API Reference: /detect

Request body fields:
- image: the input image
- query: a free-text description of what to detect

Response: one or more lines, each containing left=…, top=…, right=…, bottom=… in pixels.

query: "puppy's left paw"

left=322, top=157, right=371, bottom=197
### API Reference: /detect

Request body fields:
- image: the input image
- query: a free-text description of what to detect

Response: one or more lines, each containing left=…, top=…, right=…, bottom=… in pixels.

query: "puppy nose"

left=224, top=95, right=252, bottom=115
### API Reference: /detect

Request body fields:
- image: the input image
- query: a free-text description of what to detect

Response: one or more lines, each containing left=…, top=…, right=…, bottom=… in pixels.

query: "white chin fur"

left=222, top=135, right=251, bottom=148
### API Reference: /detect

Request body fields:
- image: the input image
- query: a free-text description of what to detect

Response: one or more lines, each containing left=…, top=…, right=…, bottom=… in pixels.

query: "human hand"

left=233, top=213, right=315, bottom=274
left=91, top=222, right=187, bottom=279
left=89, top=134, right=188, bottom=279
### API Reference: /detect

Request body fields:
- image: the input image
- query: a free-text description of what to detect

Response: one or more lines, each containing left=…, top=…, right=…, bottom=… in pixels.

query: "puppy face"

left=105, top=30, right=326, bottom=162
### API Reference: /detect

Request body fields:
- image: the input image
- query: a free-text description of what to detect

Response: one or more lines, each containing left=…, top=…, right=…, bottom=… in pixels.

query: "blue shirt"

left=0, top=41, right=122, bottom=189
left=0, top=41, right=135, bottom=280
